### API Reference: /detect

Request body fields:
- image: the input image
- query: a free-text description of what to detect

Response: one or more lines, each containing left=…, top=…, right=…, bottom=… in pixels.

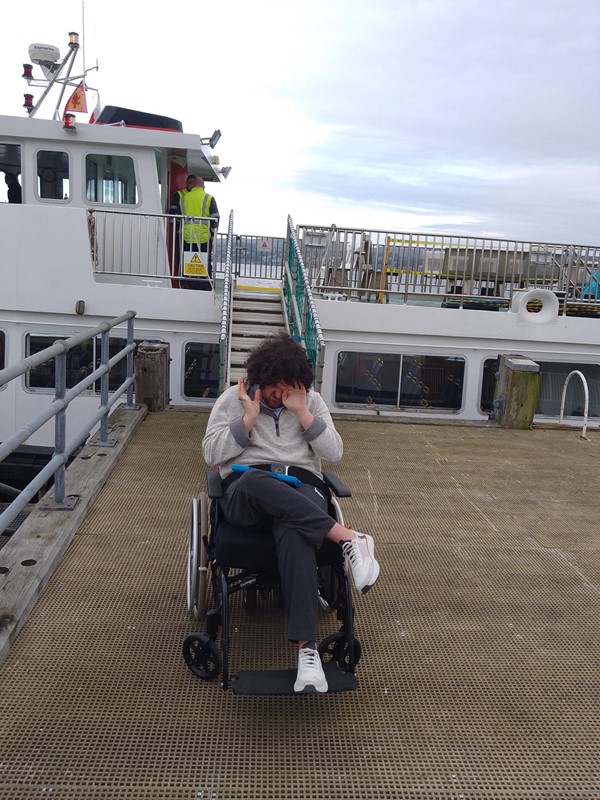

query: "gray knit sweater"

left=202, top=385, right=343, bottom=478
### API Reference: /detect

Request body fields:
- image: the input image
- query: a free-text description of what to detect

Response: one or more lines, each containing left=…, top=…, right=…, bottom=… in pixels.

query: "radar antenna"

left=22, top=31, right=98, bottom=120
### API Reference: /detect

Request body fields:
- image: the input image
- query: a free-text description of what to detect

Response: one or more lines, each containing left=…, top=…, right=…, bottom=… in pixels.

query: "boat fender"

left=513, top=288, right=559, bottom=324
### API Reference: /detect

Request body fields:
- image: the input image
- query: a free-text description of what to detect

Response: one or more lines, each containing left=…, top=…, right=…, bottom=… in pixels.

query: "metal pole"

left=54, top=352, right=67, bottom=503
left=125, top=317, right=135, bottom=408
left=99, top=330, right=110, bottom=442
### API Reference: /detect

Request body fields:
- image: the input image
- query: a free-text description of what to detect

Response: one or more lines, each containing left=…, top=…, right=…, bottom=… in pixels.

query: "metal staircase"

left=228, top=289, right=286, bottom=384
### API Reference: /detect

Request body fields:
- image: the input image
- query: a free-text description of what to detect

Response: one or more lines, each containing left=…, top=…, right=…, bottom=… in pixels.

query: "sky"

left=2, top=0, right=600, bottom=244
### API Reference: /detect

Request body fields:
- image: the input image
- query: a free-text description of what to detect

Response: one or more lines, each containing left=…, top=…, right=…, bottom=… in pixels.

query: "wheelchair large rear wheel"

left=186, top=493, right=209, bottom=619
left=318, top=631, right=362, bottom=672
left=182, top=633, right=222, bottom=681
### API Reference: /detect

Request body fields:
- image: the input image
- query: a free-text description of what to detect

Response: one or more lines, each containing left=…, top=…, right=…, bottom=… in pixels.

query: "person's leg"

left=220, top=473, right=331, bottom=640
left=220, top=471, right=332, bottom=692
left=221, top=470, right=380, bottom=596
left=220, top=471, right=332, bottom=548
left=197, top=241, right=212, bottom=291
left=271, top=482, right=329, bottom=643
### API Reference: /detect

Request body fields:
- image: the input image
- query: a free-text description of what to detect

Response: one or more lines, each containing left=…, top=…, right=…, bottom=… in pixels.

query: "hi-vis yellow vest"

left=182, top=188, right=212, bottom=244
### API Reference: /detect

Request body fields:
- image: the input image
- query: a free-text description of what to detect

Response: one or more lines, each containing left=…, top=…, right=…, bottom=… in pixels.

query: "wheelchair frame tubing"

left=338, top=566, right=357, bottom=673
left=219, top=568, right=230, bottom=690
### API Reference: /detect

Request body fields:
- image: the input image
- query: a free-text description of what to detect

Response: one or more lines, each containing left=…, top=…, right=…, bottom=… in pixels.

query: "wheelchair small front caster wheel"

left=182, top=633, right=222, bottom=681
left=318, top=632, right=362, bottom=672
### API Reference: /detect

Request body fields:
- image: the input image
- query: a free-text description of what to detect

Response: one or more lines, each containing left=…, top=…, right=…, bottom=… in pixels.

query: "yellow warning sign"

left=183, top=252, right=208, bottom=277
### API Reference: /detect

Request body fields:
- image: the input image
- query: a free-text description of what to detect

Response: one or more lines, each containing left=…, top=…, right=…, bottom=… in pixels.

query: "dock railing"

left=0, top=312, right=137, bottom=536
left=284, top=216, right=326, bottom=390
left=296, top=224, right=600, bottom=315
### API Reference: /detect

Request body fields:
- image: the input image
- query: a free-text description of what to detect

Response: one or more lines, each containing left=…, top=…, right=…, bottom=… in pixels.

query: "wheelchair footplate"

left=229, top=662, right=358, bottom=695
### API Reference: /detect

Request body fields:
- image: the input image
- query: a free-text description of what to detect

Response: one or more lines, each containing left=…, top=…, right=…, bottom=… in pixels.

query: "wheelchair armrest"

left=322, top=470, right=352, bottom=497
left=207, top=470, right=223, bottom=499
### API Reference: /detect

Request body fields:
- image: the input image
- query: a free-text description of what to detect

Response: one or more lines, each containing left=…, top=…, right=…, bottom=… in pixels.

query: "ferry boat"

left=2, top=30, right=600, bottom=488
left=0, top=31, right=230, bottom=484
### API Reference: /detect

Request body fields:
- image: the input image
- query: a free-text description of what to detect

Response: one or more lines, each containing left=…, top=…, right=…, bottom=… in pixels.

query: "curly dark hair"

left=245, top=333, right=314, bottom=389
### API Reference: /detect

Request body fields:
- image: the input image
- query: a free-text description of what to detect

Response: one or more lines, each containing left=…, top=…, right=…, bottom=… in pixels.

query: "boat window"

left=37, top=150, right=70, bottom=201
left=25, top=334, right=149, bottom=393
left=85, top=154, right=138, bottom=205
left=183, top=343, right=220, bottom=399
left=95, top=337, right=156, bottom=391
left=25, top=335, right=93, bottom=390
left=336, top=352, right=400, bottom=406
left=480, top=358, right=499, bottom=413
left=0, top=330, right=5, bottom=371
left=400, top=355, right=464, bottom=409
left=537, top=362, right=600, bottom=417
left=480, top=357, right=600, bottom=417
left=0, top=143, right=22, bottom=203
left=335, top=351, right=465, bottom=410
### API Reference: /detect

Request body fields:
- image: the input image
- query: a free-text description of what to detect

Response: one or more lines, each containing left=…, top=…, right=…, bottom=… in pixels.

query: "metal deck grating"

left=1, top=411, right=599, bottom=799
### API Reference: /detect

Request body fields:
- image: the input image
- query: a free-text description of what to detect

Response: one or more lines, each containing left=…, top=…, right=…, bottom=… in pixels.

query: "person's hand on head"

left=281, top=381, right=308, bottom=414
left=238, top=378, right=261, bottom=431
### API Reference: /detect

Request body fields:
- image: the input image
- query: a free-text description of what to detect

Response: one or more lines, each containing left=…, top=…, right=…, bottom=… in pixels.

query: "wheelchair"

left=183, top=468, right=362, bottom=694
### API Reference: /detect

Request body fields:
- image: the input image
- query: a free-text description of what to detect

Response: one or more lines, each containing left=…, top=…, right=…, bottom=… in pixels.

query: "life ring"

left=513, top=288, right=559, bottom=324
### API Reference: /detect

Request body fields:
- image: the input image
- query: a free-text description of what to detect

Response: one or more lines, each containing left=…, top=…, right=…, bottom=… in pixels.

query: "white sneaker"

left=341, top=532, right=380, bottom=593
left=294, top=647, right=328, bottom=693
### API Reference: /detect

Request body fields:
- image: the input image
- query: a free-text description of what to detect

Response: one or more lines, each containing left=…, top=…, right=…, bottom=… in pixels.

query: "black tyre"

left=182, top=633, right=222, bottom=680
left=318, top=631, right=362, bottom=672
left=186, top=494, right=209, bottom=619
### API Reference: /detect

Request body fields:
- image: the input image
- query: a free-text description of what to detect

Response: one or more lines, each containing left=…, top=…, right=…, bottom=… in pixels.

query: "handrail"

left=218, top=211, right=235, bottom=393
left=284, top=216, right=326, bottom=390
left=295, top=223, right=600, bottom=314
left=0, top=311, right=137, bottom=536
left=559, top=370, right=590, bottom=439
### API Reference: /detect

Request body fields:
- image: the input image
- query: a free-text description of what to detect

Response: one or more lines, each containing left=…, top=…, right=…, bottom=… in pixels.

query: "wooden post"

left=134, top=342, right=170, bottom=411
left=493, top=354, right=540, bottom=429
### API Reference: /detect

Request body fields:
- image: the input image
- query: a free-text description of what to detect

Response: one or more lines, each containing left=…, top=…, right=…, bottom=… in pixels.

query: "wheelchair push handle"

left=231, top=463, right=302, bottom=487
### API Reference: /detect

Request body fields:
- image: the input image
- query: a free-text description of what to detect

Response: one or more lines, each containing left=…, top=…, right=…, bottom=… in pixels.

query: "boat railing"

left=296, top=224, right=600, bottom=315
left=285, top=216, right=326, bottom=390
left=218, top=211, right=235, bottom=393
left=89, top=209, right=217, bottom=287
left=0, top=311, right=137, bottom=537
left=216, top=234, right=286, bottom=283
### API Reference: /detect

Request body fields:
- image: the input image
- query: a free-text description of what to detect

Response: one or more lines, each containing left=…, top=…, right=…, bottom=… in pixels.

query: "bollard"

left=493, top=354, right=540, bottom=429
left=134, top=342, right=170, bottom=411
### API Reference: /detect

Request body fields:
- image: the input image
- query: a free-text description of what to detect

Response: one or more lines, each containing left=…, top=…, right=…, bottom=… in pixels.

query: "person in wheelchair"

left=202, top=333, right=380, bottom=693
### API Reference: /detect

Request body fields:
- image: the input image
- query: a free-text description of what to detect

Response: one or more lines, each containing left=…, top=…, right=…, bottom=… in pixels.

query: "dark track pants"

left=219, top=470, right=335, bottom=642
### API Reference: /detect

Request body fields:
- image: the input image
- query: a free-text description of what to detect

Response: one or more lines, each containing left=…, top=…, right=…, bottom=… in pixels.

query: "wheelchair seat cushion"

left=214, top=522, right=344, bottom=570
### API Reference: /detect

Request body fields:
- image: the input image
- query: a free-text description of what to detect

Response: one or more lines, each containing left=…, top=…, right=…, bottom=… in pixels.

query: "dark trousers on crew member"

left=181, top=241, right=212, bottom=291
left=219, top=470, right=334, bottom=643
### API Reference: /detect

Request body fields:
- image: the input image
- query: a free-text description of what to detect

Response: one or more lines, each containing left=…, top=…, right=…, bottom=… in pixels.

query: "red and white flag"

left=88, top=93, right=102, bottom=124
left=63, top=81, right=88, bottom=116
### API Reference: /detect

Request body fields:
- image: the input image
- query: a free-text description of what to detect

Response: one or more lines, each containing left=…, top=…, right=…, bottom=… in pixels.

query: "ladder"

left=228, top=289, right=286, bottom=385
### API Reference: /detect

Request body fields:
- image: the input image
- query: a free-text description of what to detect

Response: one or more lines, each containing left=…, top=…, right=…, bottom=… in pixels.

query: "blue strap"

left=231, top=463, right=301, bottom=487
